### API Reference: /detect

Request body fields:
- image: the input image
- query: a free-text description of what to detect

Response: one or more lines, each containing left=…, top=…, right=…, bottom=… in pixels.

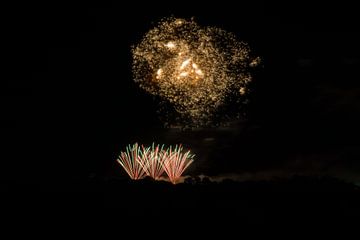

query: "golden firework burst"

left=132, top=17, right=259, bottom=126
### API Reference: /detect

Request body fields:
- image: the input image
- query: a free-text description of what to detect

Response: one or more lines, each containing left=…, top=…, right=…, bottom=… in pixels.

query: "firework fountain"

left=117, top=143, right=147, bottom=180
left=117, top=143, right=194, bottom=184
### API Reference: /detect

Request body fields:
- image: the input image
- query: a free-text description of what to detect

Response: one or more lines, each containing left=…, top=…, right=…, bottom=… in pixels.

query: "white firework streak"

left=117, top=143, right=147, bottom=180
left=162, top=145, right=194, bottom=184
left=137, top=143, right=166, bottom=180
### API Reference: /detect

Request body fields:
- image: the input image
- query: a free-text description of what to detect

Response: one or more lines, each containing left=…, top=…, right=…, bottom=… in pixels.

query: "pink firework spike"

left=117, top=143, right=147, bottom=180
left=138, top=143, right=166, bottom=180
left=162, top=144, right=194, bottom=184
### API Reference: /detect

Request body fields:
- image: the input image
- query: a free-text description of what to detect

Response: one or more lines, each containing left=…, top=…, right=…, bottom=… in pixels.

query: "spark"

left=179, top=72, right=188, bottom=77
left=180, top=58, right=191, bottom=70
left=164, top=41, right=176, bottom=49
left=156, top=68, right=163, bottom=79
left=239, top=87, right=246, bottom=95
left=132, top=17, right=259, bottom=127
left=195, top=69, right=203, bottom=76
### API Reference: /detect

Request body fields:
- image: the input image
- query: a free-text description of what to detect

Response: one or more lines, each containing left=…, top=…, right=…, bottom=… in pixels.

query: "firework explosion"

left=132, top=17, right=260, bottom=127
left=117, top=143, right=194, bottom=184
left=162, top=145, right=194, bottom=184
left=117, top=143, right=147, bottom=180
left=138, top=143, right=166, bottom=180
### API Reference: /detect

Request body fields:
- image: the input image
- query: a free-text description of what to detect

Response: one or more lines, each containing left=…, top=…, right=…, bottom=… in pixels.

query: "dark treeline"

left=5, top=175, right=359, bottom=226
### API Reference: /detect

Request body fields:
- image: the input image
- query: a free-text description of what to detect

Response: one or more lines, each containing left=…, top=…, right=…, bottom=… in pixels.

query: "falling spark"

left=156, top=68, right=163, bottom=79
left=164, top=41, right=176, bottom=49
left=180, top=58, right=191, bottom=70
left=179, top=72, right=188, bottom=77
left=239, top=87, right=246, bottom=95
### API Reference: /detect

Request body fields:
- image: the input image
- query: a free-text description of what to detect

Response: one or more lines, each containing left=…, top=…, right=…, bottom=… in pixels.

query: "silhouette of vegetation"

left=6, top=175, right=359, bottom=226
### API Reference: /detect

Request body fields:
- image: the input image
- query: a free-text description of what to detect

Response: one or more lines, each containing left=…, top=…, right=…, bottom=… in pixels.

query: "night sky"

left=4, top=1, right=360, bottom=187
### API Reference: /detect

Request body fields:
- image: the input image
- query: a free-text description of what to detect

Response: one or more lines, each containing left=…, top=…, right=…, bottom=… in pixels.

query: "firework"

left=117, top=143, right=194, bottom=183
left=137, top=143, right=166, bottom=180
left=162, top=145, right=194, bottom=184
left=117, top=143, right=147, bottom=180
left=132, top=17, right=260, bottom=127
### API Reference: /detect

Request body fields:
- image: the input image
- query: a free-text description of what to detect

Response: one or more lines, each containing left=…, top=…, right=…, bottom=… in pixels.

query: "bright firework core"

left=132, top=17, right=260, bottom=127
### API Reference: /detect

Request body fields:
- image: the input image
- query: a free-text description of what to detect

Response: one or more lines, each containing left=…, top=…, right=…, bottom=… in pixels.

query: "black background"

left=3, top=0, right=360, bottom=226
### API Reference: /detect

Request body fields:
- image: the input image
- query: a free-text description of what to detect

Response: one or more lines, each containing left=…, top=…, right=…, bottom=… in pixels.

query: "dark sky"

left=4, top=1, right=360, bottom=185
